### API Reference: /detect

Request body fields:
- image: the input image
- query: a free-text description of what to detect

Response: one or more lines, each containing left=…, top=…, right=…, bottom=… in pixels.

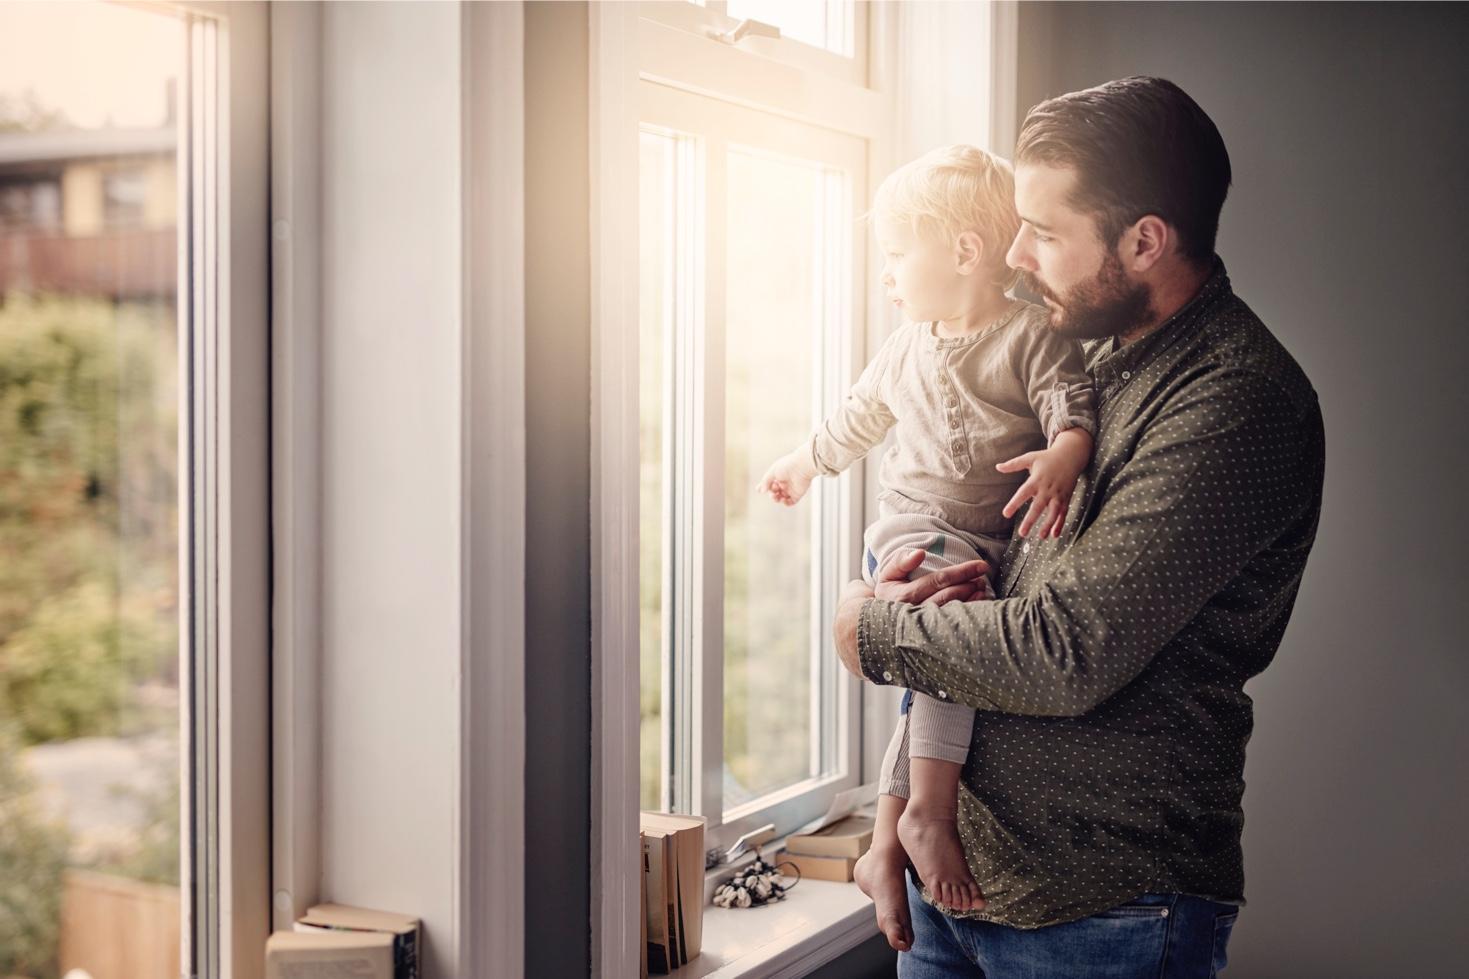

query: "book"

left=640, top=811, right=707, bottom=970
left=266, top=930, right=394, bottom=979
left=640, top=831, right=649, bottom=979
left=780, top=850, right=858, bottom=882
left=642, top=829, right=672, bottom=973
left=784, top=814, right=875, bottom=860
left=294, top=903, right=419, bottom=979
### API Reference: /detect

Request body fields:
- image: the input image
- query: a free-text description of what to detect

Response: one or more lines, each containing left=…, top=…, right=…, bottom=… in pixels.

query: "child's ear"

left=955, top=230, right=985, bottom=275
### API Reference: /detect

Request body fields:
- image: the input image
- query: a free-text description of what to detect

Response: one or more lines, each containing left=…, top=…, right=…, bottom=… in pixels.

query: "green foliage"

left=0, top=294, right=179, bottom=746
left=0, top=724, right=70, bottom=979
left=1, top=578, right=174, bottom=745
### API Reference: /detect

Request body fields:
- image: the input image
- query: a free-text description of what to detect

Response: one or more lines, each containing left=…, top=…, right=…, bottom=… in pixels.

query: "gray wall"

left=525, top=3, right=593, bottom=976
left=1017, top=4, right=1469, bottom=977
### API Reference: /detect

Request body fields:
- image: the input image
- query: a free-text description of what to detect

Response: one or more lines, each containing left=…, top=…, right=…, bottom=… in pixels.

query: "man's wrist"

left=856, top=598, right=904, bottom=687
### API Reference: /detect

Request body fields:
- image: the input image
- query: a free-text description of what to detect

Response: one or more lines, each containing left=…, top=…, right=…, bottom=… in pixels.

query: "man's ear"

left=955, top=230, right=985, bottom=275
left=1123, top=215, right=1170, bottom=273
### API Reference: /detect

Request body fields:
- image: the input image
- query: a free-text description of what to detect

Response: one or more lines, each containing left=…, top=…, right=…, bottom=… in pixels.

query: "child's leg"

left=854, top=710, right=916, bottom=951
left=899, top=694, right=984, bottom=911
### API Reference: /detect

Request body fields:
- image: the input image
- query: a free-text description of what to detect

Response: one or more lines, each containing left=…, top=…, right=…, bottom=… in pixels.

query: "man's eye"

left=1034, top=234, right=1053, bottom=244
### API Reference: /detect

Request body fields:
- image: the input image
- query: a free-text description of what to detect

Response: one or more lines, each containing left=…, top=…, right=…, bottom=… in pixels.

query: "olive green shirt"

left=858, top=261, right=1325, bottom=928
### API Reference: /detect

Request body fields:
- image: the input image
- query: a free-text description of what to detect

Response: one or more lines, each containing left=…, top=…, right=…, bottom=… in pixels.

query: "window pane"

left=723, top=147, right=841, bottom=808
left=0, top=4, right=185, bottom=979
left=727, top=0, right=854, bottom=56
left=638, top=130, right=676, bottom=811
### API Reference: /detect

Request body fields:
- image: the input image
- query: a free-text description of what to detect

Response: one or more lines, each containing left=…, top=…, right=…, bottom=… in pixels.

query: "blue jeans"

left=899, top=871, right=1239, bottom=978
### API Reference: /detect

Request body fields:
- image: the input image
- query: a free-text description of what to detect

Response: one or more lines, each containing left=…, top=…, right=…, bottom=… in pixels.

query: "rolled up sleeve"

left=857, top=368, right=1322, bottom=717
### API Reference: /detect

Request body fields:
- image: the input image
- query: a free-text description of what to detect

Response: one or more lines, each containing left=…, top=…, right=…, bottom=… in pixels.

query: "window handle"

left=706, top=17, right=781, bottom=45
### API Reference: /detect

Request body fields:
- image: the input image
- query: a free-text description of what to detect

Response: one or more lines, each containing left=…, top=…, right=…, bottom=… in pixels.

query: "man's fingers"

left=910, top=560, right=991, bottom=604
left=878, top=547, right=927, bottom=583
left=927, top=582, right=979, bottom=606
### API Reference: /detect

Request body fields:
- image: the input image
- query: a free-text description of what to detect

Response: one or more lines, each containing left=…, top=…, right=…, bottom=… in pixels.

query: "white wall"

left=318, top=4, right=463, bottom=975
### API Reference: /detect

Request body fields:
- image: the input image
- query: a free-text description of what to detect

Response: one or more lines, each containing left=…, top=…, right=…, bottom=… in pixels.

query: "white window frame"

left=594, top=3, right=1020, bottom=976
left=268, top=5, right=528, bottom=977
left=166, top=3, right=272, bottom=978
left=591, top=3, right=899, bottom=975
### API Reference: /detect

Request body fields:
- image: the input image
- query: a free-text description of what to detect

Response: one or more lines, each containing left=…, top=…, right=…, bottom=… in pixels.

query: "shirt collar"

left=1091, top=257, right=1232, bottom=389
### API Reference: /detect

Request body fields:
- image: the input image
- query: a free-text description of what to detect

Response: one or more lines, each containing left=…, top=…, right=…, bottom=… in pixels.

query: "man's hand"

left=873, top=549, right=992, bottom=605
left=996, top=427, right=1093, bottom=538
left=832, top=549, right=993, bottom=680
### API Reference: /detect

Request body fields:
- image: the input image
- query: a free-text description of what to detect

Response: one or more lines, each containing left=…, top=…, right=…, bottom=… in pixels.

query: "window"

left=102, top=166, right=149, bottom=229
left=0, top=3, right=268, bottom=978
left=628, top=2, right=889, bottom=853
left=639, top=0, right=870, bottom=86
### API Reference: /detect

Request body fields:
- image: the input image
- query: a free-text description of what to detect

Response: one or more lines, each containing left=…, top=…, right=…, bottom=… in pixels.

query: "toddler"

left=757, top=145, right=1095, bottom=950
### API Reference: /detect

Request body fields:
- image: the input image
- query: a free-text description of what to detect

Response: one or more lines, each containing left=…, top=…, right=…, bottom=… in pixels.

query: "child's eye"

left=1034, top=234, right=1053, bottom=244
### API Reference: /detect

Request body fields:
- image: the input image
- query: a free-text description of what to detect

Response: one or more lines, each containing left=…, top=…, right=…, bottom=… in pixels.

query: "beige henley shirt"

left=810, top=300, right=1095, bottom=537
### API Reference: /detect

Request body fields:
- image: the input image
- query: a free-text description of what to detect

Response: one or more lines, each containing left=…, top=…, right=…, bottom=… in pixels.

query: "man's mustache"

left=1018, top=271, right=1058, bottom=304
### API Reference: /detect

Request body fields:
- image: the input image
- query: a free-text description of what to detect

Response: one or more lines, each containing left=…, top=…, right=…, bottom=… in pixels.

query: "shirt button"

left=882, top=671, right=893, bottom=681
left=1122, top=370, right=1132, bottom=380
left=938, top=690, right=948, bottom=699
left=949, top=418, right=960, bottom=429
left=1023, top=541, right=1031, bottom=554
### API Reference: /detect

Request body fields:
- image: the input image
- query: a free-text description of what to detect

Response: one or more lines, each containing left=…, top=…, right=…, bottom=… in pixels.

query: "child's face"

left=875, top=213, right=966, bottom=323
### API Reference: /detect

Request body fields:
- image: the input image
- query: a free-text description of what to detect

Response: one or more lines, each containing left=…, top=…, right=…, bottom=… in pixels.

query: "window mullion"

left=693, top=134, right=726, bottom=829
left=670, top=133, right=703, bottom=818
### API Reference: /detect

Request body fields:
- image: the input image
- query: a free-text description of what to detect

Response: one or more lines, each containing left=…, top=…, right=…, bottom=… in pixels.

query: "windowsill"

left=667, top=863, right=878, bottom=979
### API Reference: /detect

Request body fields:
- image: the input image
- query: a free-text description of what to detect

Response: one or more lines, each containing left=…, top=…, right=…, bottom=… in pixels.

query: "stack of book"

left=640, top=811, right=706, bottom=975
left=778, top=814, right=875, bottom=882
left=266, top=902, right=420, bottom=979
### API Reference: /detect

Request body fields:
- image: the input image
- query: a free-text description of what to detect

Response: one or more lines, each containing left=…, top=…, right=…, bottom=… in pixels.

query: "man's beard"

left=1021, top=252, right=1153, bottom=341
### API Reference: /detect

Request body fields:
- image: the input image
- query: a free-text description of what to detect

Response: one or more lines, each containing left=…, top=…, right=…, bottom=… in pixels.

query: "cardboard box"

left=266, top=930, right=394, bottom=979
left=294, top=903, right=419, bottom=979
left=784, top=815, right=875, bottom=860
left=780, top=850, right=858, bottom=882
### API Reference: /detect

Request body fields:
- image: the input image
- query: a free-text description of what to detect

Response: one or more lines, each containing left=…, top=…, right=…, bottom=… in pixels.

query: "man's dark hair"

left=1016, top=76, right=1231, bottom=265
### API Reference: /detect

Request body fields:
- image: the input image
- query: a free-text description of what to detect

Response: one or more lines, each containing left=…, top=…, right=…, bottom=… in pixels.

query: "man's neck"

left=1116, top=260, right=1213, bottom=347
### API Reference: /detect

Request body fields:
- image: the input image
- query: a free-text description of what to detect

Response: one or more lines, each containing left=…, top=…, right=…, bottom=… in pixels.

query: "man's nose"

left=1005, top=232, right=1033, bottom=272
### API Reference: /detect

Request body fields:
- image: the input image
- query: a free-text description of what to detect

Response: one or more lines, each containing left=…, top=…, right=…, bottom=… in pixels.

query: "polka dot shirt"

left=858, top=259, right=1326, bottom=929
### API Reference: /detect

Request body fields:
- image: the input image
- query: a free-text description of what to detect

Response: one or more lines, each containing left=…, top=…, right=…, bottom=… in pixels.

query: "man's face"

left=1006, top=163, right=1152, bottom=340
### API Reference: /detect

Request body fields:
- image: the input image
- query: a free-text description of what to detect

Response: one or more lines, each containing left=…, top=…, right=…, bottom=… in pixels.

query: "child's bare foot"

left=853, top=845, right=914, bottom=952
left=897, top=803, right=985, bottom=912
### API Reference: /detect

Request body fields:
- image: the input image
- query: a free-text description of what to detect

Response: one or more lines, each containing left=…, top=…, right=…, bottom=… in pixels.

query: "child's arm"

left=757, top=326, right=906, bottom=506
left=995, top=426, right=1093, bottom=538
left=1001, top=324, right=1098, bottom=537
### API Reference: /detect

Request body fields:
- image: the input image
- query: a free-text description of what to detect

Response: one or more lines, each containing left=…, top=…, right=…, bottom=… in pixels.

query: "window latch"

left=708, top=822, right=778, bottom=869
left=706, top=18, right=781, bottom=46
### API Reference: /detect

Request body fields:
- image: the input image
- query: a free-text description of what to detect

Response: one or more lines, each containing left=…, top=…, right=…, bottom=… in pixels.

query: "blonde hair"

left=870, top=144, right=1021, bottom=290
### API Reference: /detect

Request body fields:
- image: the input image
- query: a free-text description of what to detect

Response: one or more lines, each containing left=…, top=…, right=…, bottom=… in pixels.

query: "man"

left=837, top=76, right=1324, bottom=977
